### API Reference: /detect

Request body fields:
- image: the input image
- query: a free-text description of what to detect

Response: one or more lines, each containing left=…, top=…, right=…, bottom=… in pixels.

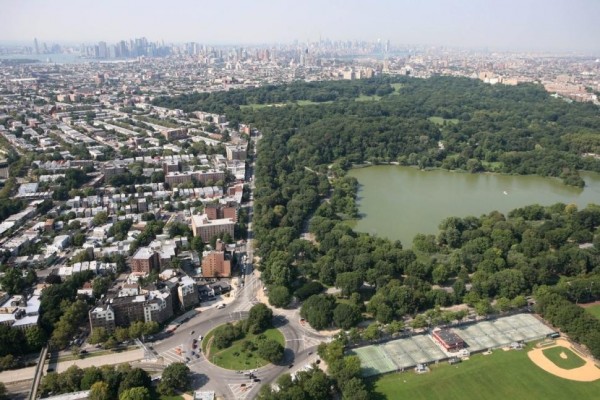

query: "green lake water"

left=348, top=166, right=600, bottom=247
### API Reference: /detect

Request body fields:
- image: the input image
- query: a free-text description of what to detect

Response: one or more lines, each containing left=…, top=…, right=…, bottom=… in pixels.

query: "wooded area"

left=158, top=76, right=600, bottom=398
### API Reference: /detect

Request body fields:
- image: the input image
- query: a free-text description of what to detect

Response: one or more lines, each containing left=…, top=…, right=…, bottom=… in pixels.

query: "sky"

left=1, top=0, right=599, bottom=52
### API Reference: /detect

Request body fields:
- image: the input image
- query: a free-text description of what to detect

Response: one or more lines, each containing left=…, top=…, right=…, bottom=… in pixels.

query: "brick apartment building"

left=191, top=214, right=234, bottom=243
left=131, top=247, right=160, bottom=273
left=201, top=251, right=231, bottom=278
left=204, top=203, right=238, bottom=223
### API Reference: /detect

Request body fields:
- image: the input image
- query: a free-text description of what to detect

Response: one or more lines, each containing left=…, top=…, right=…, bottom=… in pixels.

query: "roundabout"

left=202, top=323, right=285, bottom=370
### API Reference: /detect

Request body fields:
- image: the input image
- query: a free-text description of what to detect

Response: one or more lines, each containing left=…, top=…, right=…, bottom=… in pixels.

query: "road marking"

left=228, top=383, right=253, bottom=399
left=159, top=345, right=186, bottom=364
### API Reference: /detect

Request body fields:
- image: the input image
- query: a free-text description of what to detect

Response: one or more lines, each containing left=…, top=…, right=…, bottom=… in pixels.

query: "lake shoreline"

left=348, top=165, right=600, bottom=247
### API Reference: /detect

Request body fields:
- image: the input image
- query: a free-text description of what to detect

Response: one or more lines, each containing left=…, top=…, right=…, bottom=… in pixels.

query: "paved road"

left=147, top=132, right=331, bottom=399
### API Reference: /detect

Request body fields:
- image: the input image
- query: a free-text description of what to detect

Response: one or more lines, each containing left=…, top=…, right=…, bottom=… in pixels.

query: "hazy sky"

left=2, top=0, right=599, bottom=51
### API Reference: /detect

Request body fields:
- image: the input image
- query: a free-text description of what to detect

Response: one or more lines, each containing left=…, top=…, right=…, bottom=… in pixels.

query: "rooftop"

left=133, top=246, right=155, bottom=260
left=433, top=329, right=464, bottom=346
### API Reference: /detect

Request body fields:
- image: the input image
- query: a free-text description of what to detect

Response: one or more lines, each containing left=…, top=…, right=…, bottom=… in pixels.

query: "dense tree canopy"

left=158, top=75, right=600, bottom=400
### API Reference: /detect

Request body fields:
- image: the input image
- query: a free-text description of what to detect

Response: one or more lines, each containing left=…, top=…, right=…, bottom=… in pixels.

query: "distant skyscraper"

left=34, top=38, right=39, bottom=54
left=98, top=41, right=107, bottom=59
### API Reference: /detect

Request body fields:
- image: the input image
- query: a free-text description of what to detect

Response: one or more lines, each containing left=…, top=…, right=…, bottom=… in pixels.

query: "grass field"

left=241, top=100, right=333, bottom=109
left=372, top=344, right=600, bottom=400
left=584, top=304, right=600, bottom=320
left=390, top=83, right=403, bottom=93
left=240, top=103, right=285, bottom=110
left=204, top=326, right=285, bottom=370
left=428, top=116, right=459, bottom=125
left=355, top=94, right=382, bottom=102
left=542, top=347, right=586, bottom=370
left=296, top=100, right=333, bottom=106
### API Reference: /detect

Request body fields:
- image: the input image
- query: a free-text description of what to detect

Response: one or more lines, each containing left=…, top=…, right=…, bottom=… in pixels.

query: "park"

left=373, top=341, right=600, bottom=400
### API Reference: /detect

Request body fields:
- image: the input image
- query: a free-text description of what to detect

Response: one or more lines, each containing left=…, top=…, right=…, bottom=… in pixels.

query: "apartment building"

left=191, top=214, right=234, bottom=243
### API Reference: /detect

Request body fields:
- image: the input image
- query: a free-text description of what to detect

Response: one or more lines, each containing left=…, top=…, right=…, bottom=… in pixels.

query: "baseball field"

left=372, top=344, right=600, bottom=400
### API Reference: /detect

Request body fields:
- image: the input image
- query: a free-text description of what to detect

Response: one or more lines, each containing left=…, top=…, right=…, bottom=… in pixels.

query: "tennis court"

left=352, top=313, right=554, bottom=377
left=454, top=313, right=554, bottom=352
left=352, top=344, right=398, bottom=377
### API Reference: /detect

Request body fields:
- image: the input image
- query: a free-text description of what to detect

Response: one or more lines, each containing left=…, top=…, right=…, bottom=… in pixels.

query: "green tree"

left=92, top=211, right=108, bottom=226
left=158, top=363, right=190, bottom=396
left=61, top=365, right=83, bottom=393
left=89, top=381, right=110, bottom=400
left=25, top=326, right=47, bottom=351
left=335, top=271, right=363, bottom=297
left=212, top=323, right=241, bottom=349
left=80, top=366, right=103, bottom=390
left=0, top=381, right=8, bottom=400
left=142, top=321, right=160, bottom=336
left=191, top=236, right=204, bottom=254
left=257, top=338, right=284, bottom=363
left=268, top=285, right=291, bottom=308
left=92, top=277, right=110, bottom=299
left=363, top=323, right=381, bottom=341
left=333, top=303, right=362, bottom=329
left=119, top=387, right=151, bottom=400
left=118, top=368, right=151, bottom=396
left=89, top=327, right=108, bottom=344
left=103, top=336, right=118, bottom=350
left=300, top=294, right=336, bottom=330
left=0, top=268, right=27, bottom=295
left=40, top=372, right=61, bottom=397
left=245, top=303, right=273, bottom=334
left=115, top=327, right=130, bottom=343
left=475, top=299, right=492, bottom=316
left=128, top=321, right=145, bottom=339
left=496, top=297, right=512, bottom=312
left=511, top=295, right=528, bottom=309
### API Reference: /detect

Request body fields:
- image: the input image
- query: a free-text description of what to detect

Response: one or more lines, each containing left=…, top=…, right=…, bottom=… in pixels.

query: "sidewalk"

left=54, top=348, right=144, bottom=373
left=0, top=365, right=36, bottom=383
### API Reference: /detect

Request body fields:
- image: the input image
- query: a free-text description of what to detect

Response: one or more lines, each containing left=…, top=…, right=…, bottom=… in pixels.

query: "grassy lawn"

left=372, top=344, right=600, bottom=400
left=240, top=103, right=285, bottom=110
left=296, top=100, right=333, bottom=106
left=542, top=347, right=586, bottom=370
left=355, top=94, right=381, bottom=102
left=390, top=83, right=403, bottom=93
left=584, top=304, right=600, bottom=320
left=482, top=161, right=503, bottom=171
left=159, top=395, right=184, bottom=400
left=205, top=327, right=284, bottom=370
left=428, top=116, right=459, bottom=125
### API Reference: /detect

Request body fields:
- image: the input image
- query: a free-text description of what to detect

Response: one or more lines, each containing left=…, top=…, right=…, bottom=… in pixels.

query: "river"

left=348, top=166, right=600, bottom=247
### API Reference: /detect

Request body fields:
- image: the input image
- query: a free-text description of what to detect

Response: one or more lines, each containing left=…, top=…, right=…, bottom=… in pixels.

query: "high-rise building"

left=34, top=38, right=39, bottom=55
left=201, top=251, right=231, bottom=277
left=191, top=214, right=234, bottom=243
left=98, top=41, right=108, bottom=59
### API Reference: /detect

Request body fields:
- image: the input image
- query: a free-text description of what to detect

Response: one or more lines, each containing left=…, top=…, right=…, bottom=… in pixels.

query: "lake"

left=348, top=166, right=600, bottom=247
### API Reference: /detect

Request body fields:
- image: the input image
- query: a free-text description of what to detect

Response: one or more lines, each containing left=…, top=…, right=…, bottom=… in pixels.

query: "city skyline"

left=1, top=0, right=600, bottom=52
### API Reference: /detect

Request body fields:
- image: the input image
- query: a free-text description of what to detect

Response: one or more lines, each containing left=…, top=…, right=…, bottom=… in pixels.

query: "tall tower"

left=34, top=38, right=40, bottom=54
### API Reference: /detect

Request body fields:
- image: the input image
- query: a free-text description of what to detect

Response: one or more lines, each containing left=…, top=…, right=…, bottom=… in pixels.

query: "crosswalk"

left=158, top=344, right=205, bottom=367
left=228, top=383, right=254, bottom=399
left=159, top=345, right=186, bottom=364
